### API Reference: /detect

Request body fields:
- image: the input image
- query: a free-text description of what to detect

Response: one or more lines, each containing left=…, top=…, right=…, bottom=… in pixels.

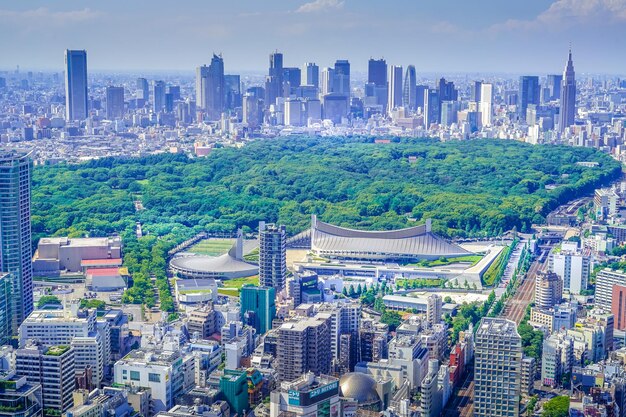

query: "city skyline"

left=1, top=0, right=626, bottom=74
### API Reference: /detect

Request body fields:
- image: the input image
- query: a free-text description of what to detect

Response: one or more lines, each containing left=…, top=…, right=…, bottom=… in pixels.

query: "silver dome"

left=339, top=373, right=381, bottom=405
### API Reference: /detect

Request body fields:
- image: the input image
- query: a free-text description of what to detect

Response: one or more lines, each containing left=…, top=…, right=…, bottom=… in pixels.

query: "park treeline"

left=30, top=136, right=621, bottom=306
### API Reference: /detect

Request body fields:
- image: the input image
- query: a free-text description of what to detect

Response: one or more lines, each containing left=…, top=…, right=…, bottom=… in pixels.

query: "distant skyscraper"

left=474, top=318, right=522, bottom=417
left=320, top=67, right=335, bottom=96
left=333, top=60, right=350, bottom=97
left=64, top=50, right=88, bottom=121
left=518, top=75, right=540, bottom=122
left=136, top=78, right=149, bottom=101
left=438, top=77, right=458, bottom=102
left=282, top=67, right=301, bottom=94
left=265, top=51, right=284, bottom=106
left=559, top=49, right=576, bottom=133
left=402, top=65, right=417, bottom=111
left=240, top=286, right=276, bottom=334
left=243, top=94, right=261, bottom=129
left=167, top=85, right=181, bottom=101
left=0, top=150, right=34, bottom=334
left=196, top=55, right=225, bottom=120
left=224, top=74, right=241, bottom=109
left=303, top=62, right=319, bottom=88
left=259, top=222, right=286, bottom=291
left=479, top=83, right=493, bottom=127
left=105, top=86, right=125, bottom=120
left=153, top=80, right=166, bottom=113
left=388, top=65, right=403, bottom=113
left=367, top=58, right=387, bottom=87
left=424, top=89, right=440, bottom=127
left=546, top=74, right=563, bottom=101
left=470, top=81, right=482, bottom=102
left=415, top=85, right=428, bottom=112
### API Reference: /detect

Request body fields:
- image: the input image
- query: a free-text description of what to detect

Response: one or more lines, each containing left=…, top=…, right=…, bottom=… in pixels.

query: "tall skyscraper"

left=136, top=77, right=149, bottom=101
left=474, top=318, right=522, bottom=417
left=367, top=58, right=387, bottom=87
left=437, top=77, right=458, bottom=102
left=224, top=74, right=241, bottom=109
left=265, top=51, right=284, bottom=106
left=243, top=94, right=261, bottom=129
left=282, top=67, right=301, bottom=95
left=518, top=75, right=540, bottom=122
left=479, top=83, right=493, bottom=127
left=320, top=67, right=335, bottom=96
left=546, top=74, right=563, bottom=101
left=64, top=50, right=88, bottom=121
left=333, top=60, right=350, bottom=97
left=303, top=62, right=319, bottom=88
left=153, top=81, right=166, bottom=113
left=559, top=49, right=576, bottom=133
left=259, top=222, right=286, bottom=291
left=0, top=150, right=34, bottom=334
left=402, top=65, right=417, bottom=111
left=240, top=285, right=276, bottom=334
left=196, top=55, right=225, bottom=120
left=105, top=86, right=125, bottom=120
left=470, top=80, right=483, bottom=102
left=424, top=89, right=440, bottom=127
left=387, top=65, right=403, bottom=114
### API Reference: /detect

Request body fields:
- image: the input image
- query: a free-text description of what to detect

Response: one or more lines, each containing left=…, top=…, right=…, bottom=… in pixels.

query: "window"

left=148, top=373, right=161, bottom=383
left=130, top=371, right=140, bottom=381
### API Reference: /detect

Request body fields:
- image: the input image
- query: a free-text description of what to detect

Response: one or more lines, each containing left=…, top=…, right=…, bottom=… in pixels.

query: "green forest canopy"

left=30, top=136, right=621, bottom=298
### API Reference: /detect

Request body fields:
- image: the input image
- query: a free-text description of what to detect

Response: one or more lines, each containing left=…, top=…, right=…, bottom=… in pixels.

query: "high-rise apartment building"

left=0, top=150, right=34, bottom=334
left=105, top=86, right=125, bottom=120
left=259, top=222, right=286, bottom=291
left=474, top=318, right=522, bottom=417
left=558, top=49, right=576, bottom=133
left=240, top=285, right=276, bottom=335
left=303, top=62, right=319, bottom=88
left=549, top=242, right=589, bottom=295
left=19, top=307, right=110, bottom=386
left=402, top=65, right=417, bottom=111
left=535, top=271, right=563, bottom=310
left=64, top=50, right=88, bottom=121
left=426, top=294, right=442, bottom=327
left=596, top=268, right=626, bottom=313
left=387, top=65, right=403, bottom=114
left=16, top=343, right=76, bottom=414
left=277, top=314, right=331, bottom=382
left=518, top=76, right=540, bottom=122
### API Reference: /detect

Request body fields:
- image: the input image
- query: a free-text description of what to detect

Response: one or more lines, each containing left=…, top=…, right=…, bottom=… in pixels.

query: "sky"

left=1, top=0, right=625, bottom=75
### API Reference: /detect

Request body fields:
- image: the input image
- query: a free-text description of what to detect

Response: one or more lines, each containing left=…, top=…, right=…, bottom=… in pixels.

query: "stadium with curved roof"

left=310, top=215, right=471, bottom=262
left=170, top=234, right=258, bottom=279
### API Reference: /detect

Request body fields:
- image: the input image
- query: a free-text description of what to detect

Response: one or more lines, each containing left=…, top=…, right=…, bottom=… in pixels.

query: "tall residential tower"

left=0, top=150, right=34, bottom=334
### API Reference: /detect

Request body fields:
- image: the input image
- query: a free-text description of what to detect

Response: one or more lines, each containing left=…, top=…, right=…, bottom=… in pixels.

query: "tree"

left=342, top=287, right=348, bottom=297
left=380, top=311, right=402, bottom=331
left=444, top=296, right=453, bottom=303
left=374, top=297, right=386, bottom=313
left=37, top=295, right=61, bottom=309
left=541, top=396, right=569, bottom=417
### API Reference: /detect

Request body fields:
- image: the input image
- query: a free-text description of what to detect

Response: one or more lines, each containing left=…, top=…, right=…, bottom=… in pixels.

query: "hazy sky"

left=1, top=0, right=625, bottom=74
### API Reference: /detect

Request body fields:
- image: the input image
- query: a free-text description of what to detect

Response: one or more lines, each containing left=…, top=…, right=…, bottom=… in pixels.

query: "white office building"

left=549, top=242, right=590, bottom=295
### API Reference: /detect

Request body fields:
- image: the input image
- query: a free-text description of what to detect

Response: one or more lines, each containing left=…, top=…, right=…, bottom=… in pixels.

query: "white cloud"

left=296, top=0, right=345, bottom=13
left=0, top=7, right=103, bottom=26
left=490, top=0, right=626, bottom=32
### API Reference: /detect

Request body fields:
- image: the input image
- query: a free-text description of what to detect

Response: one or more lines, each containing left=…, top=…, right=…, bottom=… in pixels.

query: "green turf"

left=188, top=239, right=235, bottom=256
left=217, top=275, right=259, bottom=296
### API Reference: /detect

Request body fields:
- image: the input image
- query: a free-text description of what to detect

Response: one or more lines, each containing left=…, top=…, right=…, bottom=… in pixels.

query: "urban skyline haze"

left=1, top=0, right=626, bottom=74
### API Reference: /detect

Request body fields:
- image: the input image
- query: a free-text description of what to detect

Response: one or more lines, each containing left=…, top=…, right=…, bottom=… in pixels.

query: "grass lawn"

left=407, top=254, right=483, bottom=268
left=243, top=247, right=259, bottom=263
left=136, top=179, right=150, bottom=185
left=189, top=239, right=235, bottom=256
left=217, top=275, right=259, bottom=296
